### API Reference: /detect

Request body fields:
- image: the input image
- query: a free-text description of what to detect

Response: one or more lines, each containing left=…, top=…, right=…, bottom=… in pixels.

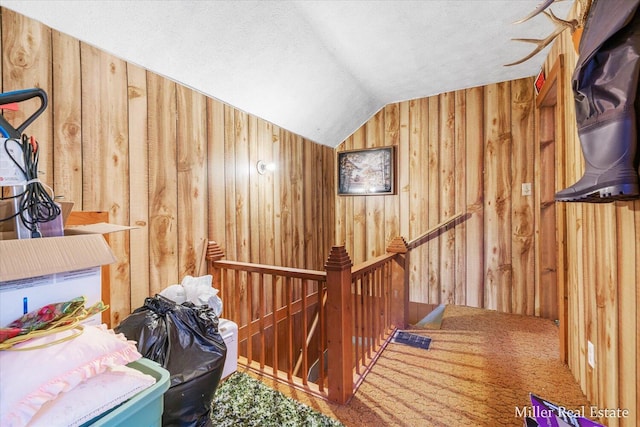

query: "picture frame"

left=337, top=146, right=395, bottom=195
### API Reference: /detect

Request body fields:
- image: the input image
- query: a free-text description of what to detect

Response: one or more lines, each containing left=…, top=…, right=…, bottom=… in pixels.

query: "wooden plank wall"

left=541, top=26, right=639, bottom=427
left=2, top=8, right=638, bottom=425
left=0, top=9, right=335, bottom=325
left=334, top=18, right=639, bottom=427
left=335, top=80, right=538, bottom=314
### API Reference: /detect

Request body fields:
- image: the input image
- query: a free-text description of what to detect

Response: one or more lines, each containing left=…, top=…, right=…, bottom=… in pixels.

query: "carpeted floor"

left=246, top=305, right=594, bottom=427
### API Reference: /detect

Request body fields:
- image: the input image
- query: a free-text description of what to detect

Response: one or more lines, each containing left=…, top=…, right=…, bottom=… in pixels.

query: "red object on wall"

left=534, top=69, right=546, bottom=94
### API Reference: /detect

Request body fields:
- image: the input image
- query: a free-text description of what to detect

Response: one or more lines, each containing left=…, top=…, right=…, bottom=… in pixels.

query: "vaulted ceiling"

left=0, top=0, right=573, bottom=147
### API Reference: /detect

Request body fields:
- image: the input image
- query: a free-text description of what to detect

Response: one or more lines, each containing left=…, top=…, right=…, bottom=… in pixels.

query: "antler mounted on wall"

left=505, top=0, right=592, bottom=66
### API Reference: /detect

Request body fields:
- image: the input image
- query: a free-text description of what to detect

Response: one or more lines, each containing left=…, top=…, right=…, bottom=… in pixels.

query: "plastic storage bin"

left=218, top=318, right=238, bottom=379
left=87, top=358, right=170, bottom=427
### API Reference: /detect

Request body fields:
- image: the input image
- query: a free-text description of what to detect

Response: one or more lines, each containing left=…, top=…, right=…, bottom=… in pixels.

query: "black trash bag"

left=115, top=294, right=227, bottom=427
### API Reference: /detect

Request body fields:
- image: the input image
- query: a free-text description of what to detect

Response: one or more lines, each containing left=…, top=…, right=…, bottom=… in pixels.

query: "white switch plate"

left=521, top=182, right=532, bottom=196
left=587, top=341, right=595, bottom=368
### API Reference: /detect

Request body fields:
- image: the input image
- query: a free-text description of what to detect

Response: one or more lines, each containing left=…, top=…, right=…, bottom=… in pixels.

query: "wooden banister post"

left=386, top=237, right=410, bottom=329
left=324, top=245, right=353, bottom=404
left=206, top=241, right=225, bottom=293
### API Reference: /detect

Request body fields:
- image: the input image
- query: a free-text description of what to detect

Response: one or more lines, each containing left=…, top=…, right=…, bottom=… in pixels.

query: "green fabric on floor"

left=211, top=372, right=344, bottom=427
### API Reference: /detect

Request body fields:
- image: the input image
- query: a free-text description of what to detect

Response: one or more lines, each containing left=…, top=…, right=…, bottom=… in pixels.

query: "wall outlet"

left=521, top=182, right=532, bottom=196
left=587, top=341, right=595, bottom=368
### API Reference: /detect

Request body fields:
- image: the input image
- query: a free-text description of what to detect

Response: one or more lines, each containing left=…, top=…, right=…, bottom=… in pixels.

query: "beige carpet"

left=247, top=305, right=593, bottom=427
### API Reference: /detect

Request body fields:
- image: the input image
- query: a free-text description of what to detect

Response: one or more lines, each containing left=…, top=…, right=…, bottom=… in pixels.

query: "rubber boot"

left=557, top=0, right=640, bottom=203
left=555, top=113, right=639, bottom=202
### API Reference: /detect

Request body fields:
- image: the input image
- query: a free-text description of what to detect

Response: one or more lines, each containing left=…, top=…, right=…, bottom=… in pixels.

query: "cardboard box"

left=0, top=203, right=134, bottom=327
left=0, top=234, right=115, bottom=327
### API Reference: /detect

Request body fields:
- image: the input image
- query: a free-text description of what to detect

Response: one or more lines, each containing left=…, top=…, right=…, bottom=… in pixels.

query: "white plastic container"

left=218, top=319, right=238, bottom=379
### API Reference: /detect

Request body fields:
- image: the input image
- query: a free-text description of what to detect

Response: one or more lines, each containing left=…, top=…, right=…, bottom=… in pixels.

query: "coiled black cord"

left=1, top=134, right=60, bottom=237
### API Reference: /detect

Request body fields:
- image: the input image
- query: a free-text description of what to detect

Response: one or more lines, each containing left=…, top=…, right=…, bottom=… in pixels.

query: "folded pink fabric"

left=0, top=324, right=142, bottom=427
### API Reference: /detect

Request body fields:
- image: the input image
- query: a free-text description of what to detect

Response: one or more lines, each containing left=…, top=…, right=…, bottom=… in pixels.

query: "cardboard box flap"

left=0, top=234, right=116, bottom=282
left=64, top=222, right=136, bottom=235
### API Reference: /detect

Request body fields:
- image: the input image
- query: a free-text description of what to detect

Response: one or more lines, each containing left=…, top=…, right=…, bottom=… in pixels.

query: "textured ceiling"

left=0, top=0, right=573, bottom=147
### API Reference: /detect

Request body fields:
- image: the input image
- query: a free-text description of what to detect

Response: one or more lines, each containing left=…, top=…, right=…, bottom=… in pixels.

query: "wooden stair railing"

left=206, top=239, right=407, bottom=404
left=205, top=213, right=465, bottom=404
left=406, top=211, right=466, bottom=249
left=207, top=244, right=330, bottom=392
left=292, top=291, right=327, bottom=377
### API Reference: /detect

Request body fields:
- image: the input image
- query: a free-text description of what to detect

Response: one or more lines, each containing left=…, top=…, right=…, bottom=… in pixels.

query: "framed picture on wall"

left=337, top=146, right=396, bottom=195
